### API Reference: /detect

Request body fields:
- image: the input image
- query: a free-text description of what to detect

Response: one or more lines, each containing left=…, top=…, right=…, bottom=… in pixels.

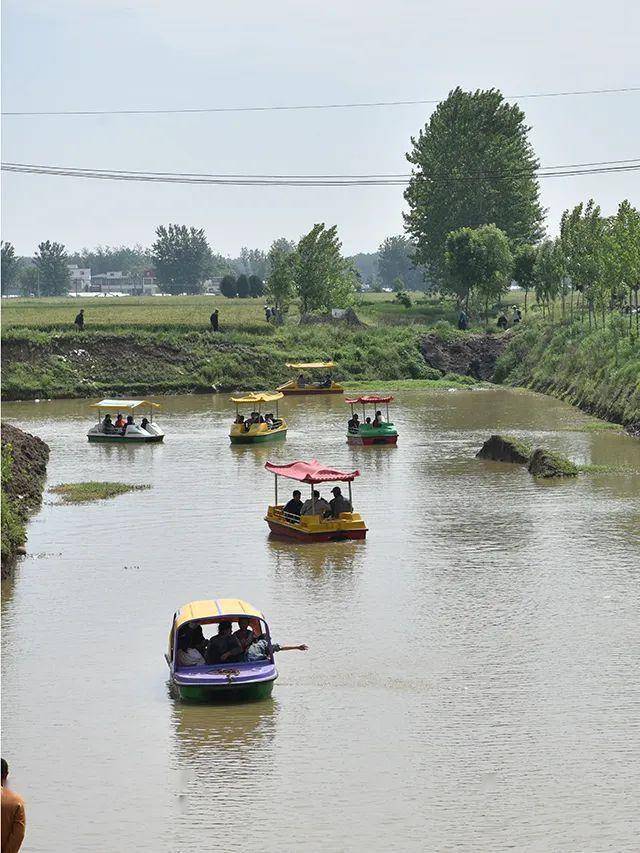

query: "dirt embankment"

left=1, top=423, right=50, bottom=576
left=420, top=331, right=511, bottom=381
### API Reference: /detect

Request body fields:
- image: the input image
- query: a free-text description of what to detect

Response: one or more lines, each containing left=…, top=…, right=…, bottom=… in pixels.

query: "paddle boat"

left=229, top=392, right=287, bottom=444
left=277, top=362, right=344, bottom=395
left=167, top=598, right=278, bottom=702
left=87, top=399, right=164, bottom=443
left=345, top=395, right=398, bottom=445
left=264, top=458, right=368, bottom=541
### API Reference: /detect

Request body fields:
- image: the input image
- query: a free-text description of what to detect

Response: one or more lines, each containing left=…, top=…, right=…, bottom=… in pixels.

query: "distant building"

left=90, top=270, right=158, bottom=295
left=68, top=264, right=92, bottom=293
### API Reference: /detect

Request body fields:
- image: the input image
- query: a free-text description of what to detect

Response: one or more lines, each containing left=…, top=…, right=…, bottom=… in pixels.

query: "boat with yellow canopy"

left=264, top=458, right=367, bottom=541
left=87, top=399, right=164, bottom=443
left=166, top=598, right=278, bottom=701
left=277, top=362, right=344, bottom=395
left=229, top=392, right=287, bottom=444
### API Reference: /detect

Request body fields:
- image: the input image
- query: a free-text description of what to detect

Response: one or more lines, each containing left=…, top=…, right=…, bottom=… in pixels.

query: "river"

left=2, top=387, right=639, bottom=852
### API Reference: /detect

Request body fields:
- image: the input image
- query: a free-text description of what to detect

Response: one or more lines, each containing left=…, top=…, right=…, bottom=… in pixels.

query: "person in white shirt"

left=176, top=631, right=205, bottom=667
left=300, top=490, right=330, bottom=517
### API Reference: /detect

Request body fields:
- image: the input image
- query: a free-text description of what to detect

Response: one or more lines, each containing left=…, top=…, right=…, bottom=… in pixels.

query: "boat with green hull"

left=345, top=394, right=398, bottom=446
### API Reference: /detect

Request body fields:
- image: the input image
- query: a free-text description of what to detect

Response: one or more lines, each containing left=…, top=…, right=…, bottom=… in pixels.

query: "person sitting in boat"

left=114, top=413, right=126, bottom=429
left=264, top=412, right=274, bottom=427
left=176, top=630, right=205, bottom=667
left=364, top=417, right=372, bottom=427
left=375, top=409, right=384, bottom=424
left=283, top=489, right=303, bottom=521
left=297, top=373, right=306, bottom=388
left=123, top=415, right=136, bottom=435
left=234, top=414, right=244, bottom=425
left=327, top=486, right=352, bottom=518
left=101, top=413, right=115, bottom=433
left=188, top=623, right=208, bottom=657
left=205, top=621, right=243, bottom=664
left=321, top=374, right=333, bottom=388
left=244, top=634, right=308, bottom=662
left=300, top=490, right=330, bottom=517
left=140, top=417, right=150, bottom=432
left=347, top=412, right=360, bottom=433
left=233, top=617, right=255, bottom=652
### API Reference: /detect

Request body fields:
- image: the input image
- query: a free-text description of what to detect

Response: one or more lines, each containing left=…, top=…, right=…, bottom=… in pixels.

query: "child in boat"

left=176, top=630, right=205, bottom=667
left=233, top=617, right=255, bottom=652
left=114, top=413, right=126, bottom=429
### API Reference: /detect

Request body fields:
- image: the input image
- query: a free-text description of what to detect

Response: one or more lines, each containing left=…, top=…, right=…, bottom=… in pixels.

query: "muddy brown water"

left=2, top=388, right=639, bottom=852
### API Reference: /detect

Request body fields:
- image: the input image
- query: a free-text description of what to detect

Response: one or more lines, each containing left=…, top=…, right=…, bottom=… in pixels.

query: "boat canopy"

left=90, top=399, right=160, bottom=410
left=285, top=361, right=335, bottom=370
left=230, top=392, right=283, bottom=404
left=175, top=598, right=264, bottom=630
left=345, top=394, right=394, bottom=405
left=265, top=458, right=360, bottom=484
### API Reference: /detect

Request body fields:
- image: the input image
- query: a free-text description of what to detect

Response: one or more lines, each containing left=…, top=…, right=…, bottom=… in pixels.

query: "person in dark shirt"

left=210, top=309, right=219, bottom=331
left=283, top=489, right=303, bottom=520
left=205, top=621, right=242, bottom=664
left=347, top=413, right=360, bottom=433
left=457, top=310, right=468, bottom=331
left=497, top=312, right=508, bottom=330
left=233, top=617, right=255, bottom=652
left=328, top=486, right=352, bottom=518
left=74, top=309, right=84, bottom=330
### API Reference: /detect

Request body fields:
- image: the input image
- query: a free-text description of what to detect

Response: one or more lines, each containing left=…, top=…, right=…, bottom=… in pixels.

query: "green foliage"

left=50, top=482, right=150, bottom=503
left=220, top=274, right=238, bottom=298
left=533, top=239, right=565, bottom=314
left=18, top=266, right=39, bottom=296
left=236, top=247, right=268, bottom=279
left=1, top=444, right=25, bottom=563
left=377, top=235, right=425, bottom=291
left=445, top=224, right=513, bottom=316
left=394, top=290, right=412, bottom=308
left=266, top=239, right=296, bottom=312
left=236, top=274, right=250, bottom=298
left=34, top=240, right=70, bottom=296
left=404, top=87, right=543, bottom=279
left=295, top=223, right=356, bottom=313
left=248, top=274, right=264, bottom=297
left=151, top=224, right=212, bottom=294
left=68, top=244, right=151, bottom=275
left=1, top=241, right=19, bottom=294
left=513, top=244, right=537, bottom=310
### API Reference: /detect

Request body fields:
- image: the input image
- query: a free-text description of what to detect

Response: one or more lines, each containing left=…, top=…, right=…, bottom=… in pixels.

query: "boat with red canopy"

left=345, top=395, right=398, bottom=445
left=264, top=459, right=368, bottom=541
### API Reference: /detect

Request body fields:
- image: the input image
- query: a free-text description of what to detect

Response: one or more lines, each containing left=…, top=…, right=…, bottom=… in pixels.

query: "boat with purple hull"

left=167, top=599, right=278, bottom=702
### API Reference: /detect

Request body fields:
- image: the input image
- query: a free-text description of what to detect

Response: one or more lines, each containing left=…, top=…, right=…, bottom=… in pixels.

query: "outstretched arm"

left=277, top=644, right=308, bottom=652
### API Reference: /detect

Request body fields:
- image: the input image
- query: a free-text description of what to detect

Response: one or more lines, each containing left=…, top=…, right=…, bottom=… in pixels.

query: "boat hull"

left=87, top=434, right=164, bottom=443
left=266, top=514, right=367, bottom=541
left=347, top=433, right=398, bottom=446
left=176, top=679, right=275, bottom=703
left=229, top=429, right=287, bottom=444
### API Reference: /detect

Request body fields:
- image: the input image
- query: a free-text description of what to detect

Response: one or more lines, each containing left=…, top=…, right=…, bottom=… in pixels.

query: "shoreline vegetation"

left=1, top=422, right=50, bottom=576
left=1, top=294, right=638, bottom=434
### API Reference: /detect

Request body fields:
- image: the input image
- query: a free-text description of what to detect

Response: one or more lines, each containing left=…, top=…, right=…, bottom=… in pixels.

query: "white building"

left=68, top=264, right=92, bottom=293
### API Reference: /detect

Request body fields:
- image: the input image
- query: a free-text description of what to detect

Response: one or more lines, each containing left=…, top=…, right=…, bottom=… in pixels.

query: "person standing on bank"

left=210, top=309, right=219, bottom=331
left=74, top=308, right=84, bottom=331
left=1, top=758, right=26, bottom=852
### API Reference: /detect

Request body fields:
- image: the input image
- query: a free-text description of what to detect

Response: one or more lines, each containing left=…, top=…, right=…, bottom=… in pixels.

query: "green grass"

left=50, top=482, right=150, bottom=503
left=1, top=445, right=25, bottom=563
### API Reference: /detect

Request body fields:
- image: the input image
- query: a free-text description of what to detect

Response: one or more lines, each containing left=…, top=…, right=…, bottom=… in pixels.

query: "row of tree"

left=219, top=273, right=264, bottom=298
left=1, top=240, right=72, bottom=296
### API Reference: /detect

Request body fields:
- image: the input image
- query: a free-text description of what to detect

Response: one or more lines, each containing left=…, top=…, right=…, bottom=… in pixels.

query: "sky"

left=2, top=0, right=639, bottom=257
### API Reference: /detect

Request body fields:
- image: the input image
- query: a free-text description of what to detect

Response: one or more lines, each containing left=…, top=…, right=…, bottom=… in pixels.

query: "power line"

left=3, top=159, right=639, bottom=186
left=4, top=157, right=639, bottom=180
left=2, top=86, right=640, bottom=117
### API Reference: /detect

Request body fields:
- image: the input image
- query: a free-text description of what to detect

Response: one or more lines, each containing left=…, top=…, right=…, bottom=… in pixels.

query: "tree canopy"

left=377, top=235, right=425, bottom=291
left=33, top=240, right=70, bottom=296
left=151, top=224, right=212, bottom=294
left=220, top=274, right=238, bottom=298
left=295, top=223, right=356, bottom=313
left=404, top=87, right=544, bottom=280
left=1, top=242, right=19, bottom=294
left=265, top=238, right=297, bottom=313
left=445, top=224, right=513, bottom=316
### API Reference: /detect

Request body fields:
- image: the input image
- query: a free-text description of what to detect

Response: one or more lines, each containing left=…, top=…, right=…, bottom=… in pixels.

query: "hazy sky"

left=2, top=0, right=639, bottom=257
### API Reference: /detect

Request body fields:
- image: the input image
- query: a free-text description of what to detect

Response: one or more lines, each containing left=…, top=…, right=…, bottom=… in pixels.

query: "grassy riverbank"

left=50, top=482, right=150, bottom=503
left=1, top=423, right=50, bottom=575
left=495, top=318, right=640, bottom=427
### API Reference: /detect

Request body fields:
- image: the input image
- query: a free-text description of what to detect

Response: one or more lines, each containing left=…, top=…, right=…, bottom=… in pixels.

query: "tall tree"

left=445, top=224, right=513, bottom=319
left=295, top=224, right=355, bottom=313
left=236, top=247, right=269, bottom=279
left=404, top=87, right=544, bottom=280
left=377, top=235, right=424, bottom=291
left=265, top=239, right=297, bottom=314
left=68, top=244, right=152, bottom=275
left=513, top=244, right=537, bottom=313
left=605, top=200, right=640, bottom=334
left=1, top=241, right=19, bottom=294
left=534, top=239, right=565, bottom=318
left=33, top=240, right=70, bottom=296
left=151, top=224, right=212, bottom=294
left=19, top=266, right=39, bottom=296
left=560, top=200, right=606, bottom=327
